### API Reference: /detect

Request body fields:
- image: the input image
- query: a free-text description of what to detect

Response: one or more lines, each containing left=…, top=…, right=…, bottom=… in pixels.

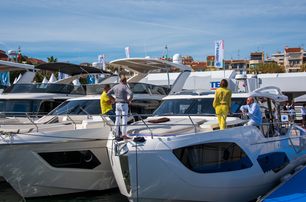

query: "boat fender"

left=133, top=136, right=146, bottom=143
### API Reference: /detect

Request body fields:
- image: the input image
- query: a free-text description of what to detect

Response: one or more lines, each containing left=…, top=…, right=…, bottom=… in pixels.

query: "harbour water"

left=0, top=181, right=128, bottom=202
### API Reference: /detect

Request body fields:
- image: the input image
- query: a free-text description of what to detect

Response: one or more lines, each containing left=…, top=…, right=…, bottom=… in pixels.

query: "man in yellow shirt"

left=100, top=84, right=115, bottom=122
left=213, top=79, right=232, bottom=130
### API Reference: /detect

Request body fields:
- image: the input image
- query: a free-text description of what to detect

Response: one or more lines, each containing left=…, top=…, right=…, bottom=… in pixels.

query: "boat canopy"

left=0, top=60, right=35, bottom=72
left=109, top=58, right=192, bottom=73
left=250, top=86, right=288, bottom=102
left=35, top=62, right=112, bottom=76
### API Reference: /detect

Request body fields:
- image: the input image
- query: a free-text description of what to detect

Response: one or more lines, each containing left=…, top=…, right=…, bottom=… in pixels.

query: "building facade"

left=284, top=47, right=304, bottom=72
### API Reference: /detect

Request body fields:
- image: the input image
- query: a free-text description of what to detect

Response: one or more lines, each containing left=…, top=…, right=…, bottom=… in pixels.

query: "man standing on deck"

left=107, top=75, right=133, bottom=140
left=100, top=84, right=115, bottom=122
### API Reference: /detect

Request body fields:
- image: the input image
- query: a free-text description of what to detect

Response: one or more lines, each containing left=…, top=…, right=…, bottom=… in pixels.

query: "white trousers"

left=115, top=103, right=128, bottom=137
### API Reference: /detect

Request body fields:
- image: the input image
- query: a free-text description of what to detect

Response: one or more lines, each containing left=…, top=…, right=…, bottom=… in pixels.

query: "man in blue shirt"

left=240, top=97, right=262, bottom=126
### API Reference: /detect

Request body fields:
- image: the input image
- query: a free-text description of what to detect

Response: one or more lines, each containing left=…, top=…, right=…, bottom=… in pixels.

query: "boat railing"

left=0, top=112, right=79, bottom=133
left=101, top=112, right=246, bottom=139
left=0, top=112, right=48, bottom=127
left=101, top=112, right=302, bottom=139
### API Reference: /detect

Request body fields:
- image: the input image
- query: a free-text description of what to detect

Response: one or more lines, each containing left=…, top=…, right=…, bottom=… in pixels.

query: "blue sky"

left=0, top=0, right=306, bottom=64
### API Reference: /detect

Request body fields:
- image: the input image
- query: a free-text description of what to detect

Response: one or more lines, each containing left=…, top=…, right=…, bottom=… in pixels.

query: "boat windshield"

left=128, top=83, right=170, bottom=95
left=153, top=98, right=246, bottom=116
left=3, top=84, right=85, bottom=95
left=49, top=100, right=101, bottom=115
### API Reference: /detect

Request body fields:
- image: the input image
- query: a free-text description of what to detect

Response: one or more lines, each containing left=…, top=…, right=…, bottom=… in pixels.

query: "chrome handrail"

left=25, top=113, right=38, bottom=132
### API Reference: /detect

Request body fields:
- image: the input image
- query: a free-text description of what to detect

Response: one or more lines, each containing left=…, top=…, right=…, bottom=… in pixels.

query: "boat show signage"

left=210, top=81, right=220, bottom=90
left=214, top=40, right=224, bottom=68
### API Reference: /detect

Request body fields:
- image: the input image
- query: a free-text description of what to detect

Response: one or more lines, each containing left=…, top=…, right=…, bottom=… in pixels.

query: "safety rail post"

left=188, top=115, right=197, bottom=133
left=66, top=114, right=76, bottom=130
left=25, top=113, right=39, bottom=132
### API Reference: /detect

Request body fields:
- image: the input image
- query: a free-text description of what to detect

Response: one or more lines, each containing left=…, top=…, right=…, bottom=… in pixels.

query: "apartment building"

left=271, top=52, right=284, bottom=66
left=249, top=52, right=264, bottom=68
left=284, top=47, right=304, bottom=72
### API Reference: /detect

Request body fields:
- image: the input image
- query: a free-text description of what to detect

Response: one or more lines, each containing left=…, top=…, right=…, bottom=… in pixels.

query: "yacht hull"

left=0, top=127, right=117, bottom=198
left=108, top=126, right=306, bottom=202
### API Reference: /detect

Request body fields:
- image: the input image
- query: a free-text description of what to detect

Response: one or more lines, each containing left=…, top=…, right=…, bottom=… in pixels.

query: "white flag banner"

left=98, top=54, right=106, bottom=70
left=125, top=46, right=130, bottom=58
left=214, top=40, right=224, bottom=68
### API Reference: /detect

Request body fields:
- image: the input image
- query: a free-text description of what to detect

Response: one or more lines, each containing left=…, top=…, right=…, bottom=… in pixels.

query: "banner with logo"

left=0, top=72, right=9, bottom=86
left=125, top=47, right=130, bottom=58
left=214, top=40, right=224, bottom=68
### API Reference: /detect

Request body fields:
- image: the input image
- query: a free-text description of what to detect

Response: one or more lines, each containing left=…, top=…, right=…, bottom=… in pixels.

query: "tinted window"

left=130, top=100, right=161, bottom=116
left=173, top=142, right=253, bottom=173
left=0, top=99, right=41, bottom=116
left=129, top=83, right=149, bottom=94
left=149, top=85, right=168, bottom=95
left=4, top=84, right=85, bottom=95
left=187, top=98, right=214, bottom=115
left=38, top=100, right=65, bottom=114
left=50, top=100, right=101, bottom=115
left=154, top=99, right=194, bottom=115
left=257, top=152, right=289, bottom=173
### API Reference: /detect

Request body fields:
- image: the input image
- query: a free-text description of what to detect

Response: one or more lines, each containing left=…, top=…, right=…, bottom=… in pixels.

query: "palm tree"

left=47, top=56, right=58, bottom=63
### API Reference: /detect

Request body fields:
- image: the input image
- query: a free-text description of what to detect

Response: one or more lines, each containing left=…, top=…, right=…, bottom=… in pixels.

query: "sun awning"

left=109, top=58, right=191, bottom=73
left=0, top=60, right=35, bottom=72
left=35, top=62, right=112, bottom=76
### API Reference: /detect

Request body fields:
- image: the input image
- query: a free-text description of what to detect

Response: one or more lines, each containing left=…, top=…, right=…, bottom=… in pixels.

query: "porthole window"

left=173, top=142, right=253, bottom=173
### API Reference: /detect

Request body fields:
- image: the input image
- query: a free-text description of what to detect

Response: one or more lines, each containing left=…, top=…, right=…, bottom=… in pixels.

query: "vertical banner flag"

left=214, top=40, right=224, bottom=68
left=0, top=72, right=9, bottom=86
left=125, top=47, right=130, bottom=58
left=98, top=54, right=106, bottom=70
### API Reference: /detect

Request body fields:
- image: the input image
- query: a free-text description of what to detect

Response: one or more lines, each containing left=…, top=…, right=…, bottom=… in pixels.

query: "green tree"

left=47, top=56, right=57, bottom=63
left=300, top=63, right=306, bottom=72
left=254, top=63, right=285, bottom=74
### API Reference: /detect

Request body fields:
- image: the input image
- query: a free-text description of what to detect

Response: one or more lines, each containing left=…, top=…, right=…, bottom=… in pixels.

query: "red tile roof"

left=0, top=50, right=8, bottom=61
left=26, top=58, right=46, bottom=65
left=285, top=48, right=301, bottom=53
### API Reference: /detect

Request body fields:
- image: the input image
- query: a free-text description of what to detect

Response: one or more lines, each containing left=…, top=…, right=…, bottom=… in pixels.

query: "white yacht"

left=0, top=62, right=107, bottom=123
left=107, top=86, right=306, bottom=202
left=0, top=57, right=192, bottom=198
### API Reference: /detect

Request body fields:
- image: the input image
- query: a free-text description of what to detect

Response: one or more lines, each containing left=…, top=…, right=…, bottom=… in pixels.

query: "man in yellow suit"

left=100, top=84, right=115, bottom=122
left=213, top=79, right=232, bottom=130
